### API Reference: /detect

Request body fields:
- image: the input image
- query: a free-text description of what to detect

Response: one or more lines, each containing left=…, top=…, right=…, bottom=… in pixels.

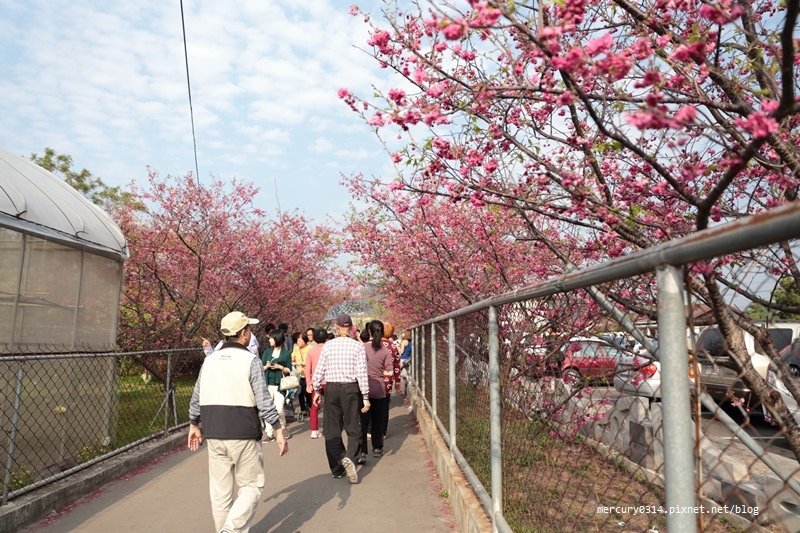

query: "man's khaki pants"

left=207, top=439, right=264, bottom=533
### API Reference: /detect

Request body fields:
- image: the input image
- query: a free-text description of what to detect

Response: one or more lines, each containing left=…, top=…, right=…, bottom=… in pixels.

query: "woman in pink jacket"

left=304, top=328, right=328, bottom=439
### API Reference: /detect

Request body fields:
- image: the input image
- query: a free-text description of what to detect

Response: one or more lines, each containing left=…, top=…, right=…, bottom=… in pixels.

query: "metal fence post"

left=449, top=317, right=456, bottom=451
left=421, top=327, right=427, bottom=403
left=164, top=352, right=172, bottom=434
left=431, top=323, right=437, bottom=417
left=2, top=365, right=25, bottom=504
left=411, top=327, right=422, bottom=388
left=657, top=265, right=696, bottom=533
left=488, top=306, right=503, bottom=531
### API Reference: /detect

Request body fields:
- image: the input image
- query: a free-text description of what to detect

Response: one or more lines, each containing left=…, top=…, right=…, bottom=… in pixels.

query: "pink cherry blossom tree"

left=343, top=0, right=800, bottom=454
left=114, top=171, right=339, bottom=358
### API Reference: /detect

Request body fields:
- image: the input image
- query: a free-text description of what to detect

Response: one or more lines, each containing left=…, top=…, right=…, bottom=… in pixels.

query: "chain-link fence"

left=409, top=203, right=800, bottom=532
left=0, top=347, right=202, bottom=504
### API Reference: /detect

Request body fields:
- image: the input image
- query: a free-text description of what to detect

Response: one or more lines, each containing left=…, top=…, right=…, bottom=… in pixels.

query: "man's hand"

left=361, top=399, right=371, bottom=414
left=275, top=428, right=289, bottom=456
left=306, top=384, right=313, bottom=394
left=394, top=382, right=402, bottom=392
left=188, top=424, right=203, bottom=451
left=313, top=392, right=323, bottom=406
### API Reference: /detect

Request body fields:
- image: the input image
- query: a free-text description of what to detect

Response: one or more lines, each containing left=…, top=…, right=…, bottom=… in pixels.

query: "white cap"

left=220, top=311, right=259, bottom=336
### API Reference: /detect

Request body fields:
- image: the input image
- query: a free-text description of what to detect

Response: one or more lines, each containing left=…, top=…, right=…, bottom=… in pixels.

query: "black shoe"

left=372, top=448, right=383, bottom=458
left=357, top=453, right=367, bottom=465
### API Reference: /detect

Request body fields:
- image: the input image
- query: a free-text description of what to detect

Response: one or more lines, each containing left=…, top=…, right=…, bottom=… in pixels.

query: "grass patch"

left=447, top=388, right=740, bottom=533
left=113, top=375, right=194, bottom=446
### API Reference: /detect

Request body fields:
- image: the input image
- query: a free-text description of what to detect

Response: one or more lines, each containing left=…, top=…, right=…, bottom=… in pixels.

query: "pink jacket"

left=305, top=343, right=324, bottom=386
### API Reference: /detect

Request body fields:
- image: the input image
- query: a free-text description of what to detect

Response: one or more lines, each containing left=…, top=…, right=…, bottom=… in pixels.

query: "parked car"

left=776, top=339, right=800, bottom=376
left=598, top=332, right=645, bottom=354
left=557, top=337, right=623, bottom=385
left=693, top=322, right=800, bottom=408
left=613, top=340, right=661, bottom=399
left=764, top=340, right=800, bottom=422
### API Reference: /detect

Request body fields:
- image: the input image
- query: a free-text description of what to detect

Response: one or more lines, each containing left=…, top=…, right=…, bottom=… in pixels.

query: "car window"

left=604, top=347, right=624, bottom=359
left=781, top=340, right=800, bottom=361
left=753, top=328, right=793, bottom=354
left=695, top=328, right=728, bottom=357
left=578, top=342, right=598, bottom=357
left=770, top=328, right=793, bottom=351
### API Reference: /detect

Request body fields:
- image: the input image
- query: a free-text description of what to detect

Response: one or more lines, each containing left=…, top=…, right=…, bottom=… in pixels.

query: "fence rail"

left=410, top=202, right=800, bottom=532
left=0, top=347, right=200, bottom=503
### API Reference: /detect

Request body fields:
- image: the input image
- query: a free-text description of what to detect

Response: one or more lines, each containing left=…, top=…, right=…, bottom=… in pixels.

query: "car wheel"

left=563, top=368, right=582, bottom=387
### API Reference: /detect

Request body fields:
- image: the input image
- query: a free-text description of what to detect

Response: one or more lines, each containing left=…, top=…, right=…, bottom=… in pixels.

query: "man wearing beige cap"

left=312, top=313, right=370, bottom=484
left=189, top=311, right=288, bottom=533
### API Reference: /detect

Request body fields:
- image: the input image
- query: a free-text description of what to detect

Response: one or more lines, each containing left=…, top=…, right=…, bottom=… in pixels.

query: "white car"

left=614, top=361, right=662, bottom=399
left=764, top=340, right=800, bottom=423
left=613, top=340, right=661, bottom=399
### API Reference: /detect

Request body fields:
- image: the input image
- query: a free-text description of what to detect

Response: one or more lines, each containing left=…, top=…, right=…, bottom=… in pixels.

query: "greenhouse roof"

left=0, top=149, right=128, bottom=261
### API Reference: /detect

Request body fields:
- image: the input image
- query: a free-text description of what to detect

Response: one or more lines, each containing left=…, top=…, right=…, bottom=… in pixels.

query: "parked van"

left=693, top=321, right=800, bottom=408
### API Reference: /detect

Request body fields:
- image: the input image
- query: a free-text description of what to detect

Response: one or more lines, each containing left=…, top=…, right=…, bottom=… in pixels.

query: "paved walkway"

left=22, top=397, right=456, bottom=532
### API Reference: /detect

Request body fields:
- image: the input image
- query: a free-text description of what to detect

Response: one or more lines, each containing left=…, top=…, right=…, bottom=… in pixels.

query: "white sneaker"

left=310, top=430, right=319, bottom=439
left=341, top=457, right=358, bottom=484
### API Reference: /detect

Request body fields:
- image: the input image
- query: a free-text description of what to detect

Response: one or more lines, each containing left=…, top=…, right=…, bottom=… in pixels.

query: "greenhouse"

left=0, top=149, right=130, bottom=500
left=0, top=148, right=128, bottom=352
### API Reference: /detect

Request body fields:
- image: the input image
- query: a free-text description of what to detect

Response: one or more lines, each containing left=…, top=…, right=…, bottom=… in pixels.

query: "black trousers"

left=384, top=393, right=392, bottom=435
left=323, top=382, right=361, bottom=475
left=297, top=377, right=311, bottom=413
left=360, top=396, right=388, bottom=453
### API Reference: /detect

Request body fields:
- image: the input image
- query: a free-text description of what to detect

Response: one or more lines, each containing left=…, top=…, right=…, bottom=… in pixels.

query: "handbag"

left=280, top=374, right=300, bottom=391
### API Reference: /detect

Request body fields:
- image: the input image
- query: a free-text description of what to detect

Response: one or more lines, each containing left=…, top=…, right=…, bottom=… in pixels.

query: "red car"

left=557, top=337, right=622, bottom=385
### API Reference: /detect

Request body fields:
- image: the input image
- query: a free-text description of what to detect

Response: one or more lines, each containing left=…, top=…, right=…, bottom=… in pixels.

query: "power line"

left=274, top=176, right=282, bottom=212
left=179, top=0, right=200, bottom=185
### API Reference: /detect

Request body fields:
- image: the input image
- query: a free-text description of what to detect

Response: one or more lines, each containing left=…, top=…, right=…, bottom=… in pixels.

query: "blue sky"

left=0, top=0, right=395, bottom=224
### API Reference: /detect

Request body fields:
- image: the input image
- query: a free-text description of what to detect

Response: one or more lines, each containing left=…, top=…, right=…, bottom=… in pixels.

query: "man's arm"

left=189, top=369, right=202, bottom=424
left=188, top=370, right=203, bottom=450
left=250, top=357, right=281, bottom=429
left=356, top=343, right=369, bottom=397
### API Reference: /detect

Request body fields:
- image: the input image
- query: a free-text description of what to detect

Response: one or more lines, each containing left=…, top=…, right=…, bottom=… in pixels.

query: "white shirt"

left=203, top=334, right=260, bottom=357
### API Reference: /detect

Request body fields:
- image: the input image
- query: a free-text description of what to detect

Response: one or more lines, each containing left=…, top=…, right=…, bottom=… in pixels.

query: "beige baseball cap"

left=220, top=311, right=259, bottom=336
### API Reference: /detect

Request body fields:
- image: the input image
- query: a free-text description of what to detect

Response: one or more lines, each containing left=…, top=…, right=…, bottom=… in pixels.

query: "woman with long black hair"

left=261, top=329, right=293, bottom=441
left=358, top=320, right=394, bottom=463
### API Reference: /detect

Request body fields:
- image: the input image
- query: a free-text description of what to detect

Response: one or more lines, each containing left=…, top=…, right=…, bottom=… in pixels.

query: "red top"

left=382, top=338, right=401, bottom=395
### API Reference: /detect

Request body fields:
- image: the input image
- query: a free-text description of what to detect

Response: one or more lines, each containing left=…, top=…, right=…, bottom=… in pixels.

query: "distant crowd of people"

left=189, top=311, right=413, bottom=533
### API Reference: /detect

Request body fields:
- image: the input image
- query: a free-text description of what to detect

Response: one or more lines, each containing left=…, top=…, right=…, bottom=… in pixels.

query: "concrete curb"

left=411, top=392, right=493, bottom=533
left=0, top=431, right=186, bottom=532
